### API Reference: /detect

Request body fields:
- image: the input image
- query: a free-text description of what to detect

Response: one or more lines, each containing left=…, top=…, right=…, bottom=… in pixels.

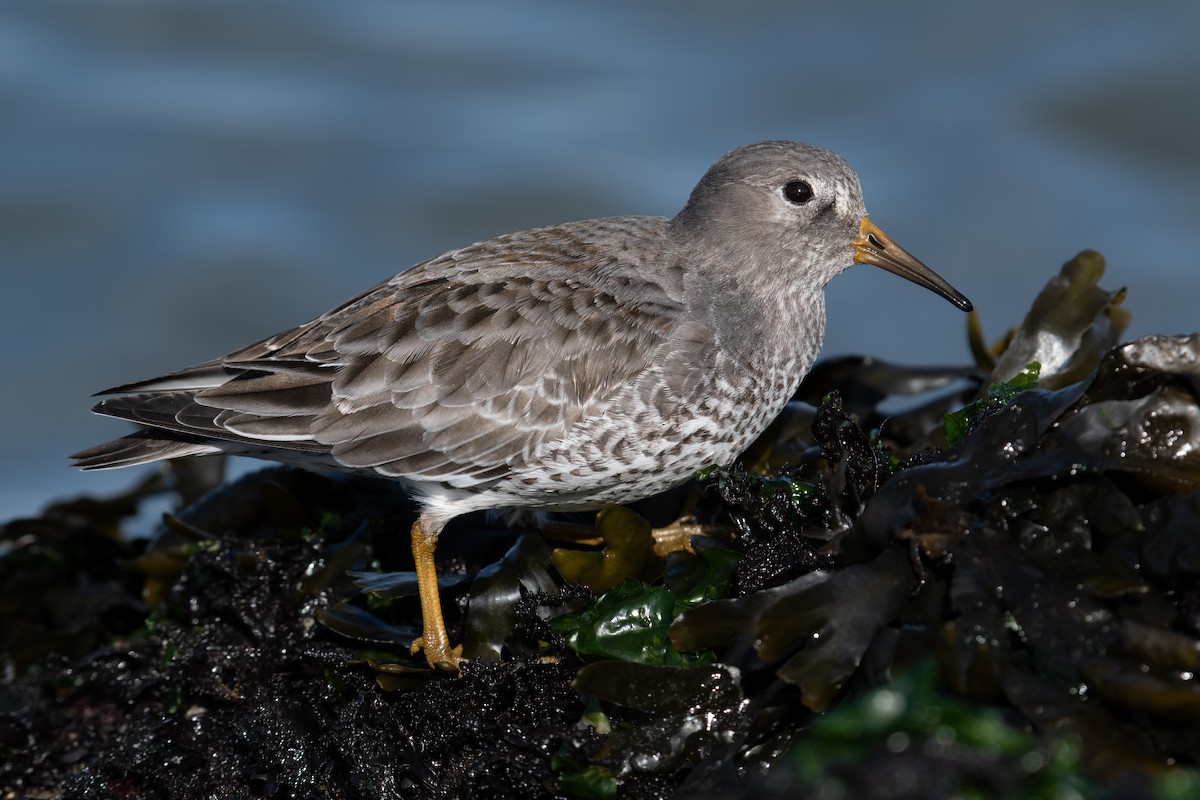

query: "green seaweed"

left=944, top=361, right=1041, bottom=446
left=553, top=759, right=619, bottom=800
left=550, top=579, right=710, bottom=666
left=790, top=660, right=1101, bottom=798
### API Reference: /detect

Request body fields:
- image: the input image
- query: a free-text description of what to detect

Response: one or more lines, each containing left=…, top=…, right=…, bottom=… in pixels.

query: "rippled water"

left=2, top=0, right=1198, bottom=518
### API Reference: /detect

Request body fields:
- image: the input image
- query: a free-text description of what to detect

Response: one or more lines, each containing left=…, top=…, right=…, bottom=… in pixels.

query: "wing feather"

left=80, top=217, right=698, bottom=487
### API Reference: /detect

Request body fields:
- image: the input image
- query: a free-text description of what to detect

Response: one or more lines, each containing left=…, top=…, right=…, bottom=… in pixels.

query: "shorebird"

left=73, top=141, right=972, bottom=668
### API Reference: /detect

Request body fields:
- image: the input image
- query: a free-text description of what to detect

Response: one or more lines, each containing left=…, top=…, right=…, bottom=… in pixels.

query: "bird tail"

left=70, top=432, right=222, bottom=470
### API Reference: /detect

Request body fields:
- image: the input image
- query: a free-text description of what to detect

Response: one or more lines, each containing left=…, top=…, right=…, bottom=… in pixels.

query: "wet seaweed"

left=4, top=251, right=1200, bottom=798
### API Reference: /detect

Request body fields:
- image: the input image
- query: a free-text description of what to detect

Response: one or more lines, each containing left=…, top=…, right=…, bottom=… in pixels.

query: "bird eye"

left=782, top=180, right=814, bottom=205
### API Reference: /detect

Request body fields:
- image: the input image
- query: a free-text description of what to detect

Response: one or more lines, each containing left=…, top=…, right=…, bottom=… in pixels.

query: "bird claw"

left=651, top=515, right=736, bottom=557
left=410, top=636, right=465, bottom=671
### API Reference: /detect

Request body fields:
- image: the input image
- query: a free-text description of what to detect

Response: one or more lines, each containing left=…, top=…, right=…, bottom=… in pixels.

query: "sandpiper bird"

left=72, top=141, right=972, bottom=669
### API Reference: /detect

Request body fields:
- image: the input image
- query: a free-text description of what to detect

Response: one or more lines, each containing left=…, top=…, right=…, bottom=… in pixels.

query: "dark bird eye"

left=782, top=180, right=814, bottom=205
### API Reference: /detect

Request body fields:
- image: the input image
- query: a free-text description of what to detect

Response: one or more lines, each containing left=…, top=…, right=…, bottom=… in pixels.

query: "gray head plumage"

left=671, top=141, right=868, bottom=291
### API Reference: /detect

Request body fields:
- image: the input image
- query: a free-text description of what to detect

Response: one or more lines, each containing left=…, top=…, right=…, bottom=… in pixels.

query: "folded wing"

left=73, top=218, right=694, bottom=489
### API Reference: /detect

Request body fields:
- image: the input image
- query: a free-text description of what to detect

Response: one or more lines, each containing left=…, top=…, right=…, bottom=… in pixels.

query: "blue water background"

left=2, top=1, right=1198, bottom=519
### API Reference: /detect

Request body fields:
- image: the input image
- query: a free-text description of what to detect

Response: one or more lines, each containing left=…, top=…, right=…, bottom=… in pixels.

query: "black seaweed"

left=4, top=252, right=1199, bottom=798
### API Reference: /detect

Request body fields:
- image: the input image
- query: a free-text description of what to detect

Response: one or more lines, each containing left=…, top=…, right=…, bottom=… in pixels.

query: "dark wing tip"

left=70, top=433, right=222, bottom=470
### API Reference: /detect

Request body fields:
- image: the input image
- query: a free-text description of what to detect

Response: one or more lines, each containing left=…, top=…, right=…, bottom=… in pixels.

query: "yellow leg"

left=408, top=518, right=464, bottom=670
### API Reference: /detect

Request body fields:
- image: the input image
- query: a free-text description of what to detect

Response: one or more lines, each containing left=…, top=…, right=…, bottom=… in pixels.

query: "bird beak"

left=851, top=217, right=973, bottom=312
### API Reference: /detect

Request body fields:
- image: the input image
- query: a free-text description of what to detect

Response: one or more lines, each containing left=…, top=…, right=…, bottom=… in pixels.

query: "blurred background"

left=2, top=0, right=1198, bottom=519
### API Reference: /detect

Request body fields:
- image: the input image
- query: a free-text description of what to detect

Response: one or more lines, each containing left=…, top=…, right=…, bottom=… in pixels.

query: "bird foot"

left=651, top=516, right=736, bottom=556
left=410, top=636, right=465, bottom=671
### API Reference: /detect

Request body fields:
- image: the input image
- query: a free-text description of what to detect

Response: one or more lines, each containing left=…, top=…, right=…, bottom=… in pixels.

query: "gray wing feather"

left=72, top=432, right=223, bottom=470
left=81, top=218, right=699, bottom=487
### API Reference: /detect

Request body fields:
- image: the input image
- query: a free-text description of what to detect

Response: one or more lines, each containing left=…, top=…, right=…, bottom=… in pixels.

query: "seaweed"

left=4, top=251, right=1200, bottom=798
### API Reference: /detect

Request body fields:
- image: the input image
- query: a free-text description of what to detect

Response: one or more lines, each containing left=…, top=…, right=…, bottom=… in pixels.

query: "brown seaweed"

left=3, top=251, right=1200, bottom=798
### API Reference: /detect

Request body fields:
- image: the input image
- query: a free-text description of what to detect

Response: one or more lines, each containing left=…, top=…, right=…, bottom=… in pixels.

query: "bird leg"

left=408, top=518, right=464, bottom=670
left=543, top=513, right=736, bottom=556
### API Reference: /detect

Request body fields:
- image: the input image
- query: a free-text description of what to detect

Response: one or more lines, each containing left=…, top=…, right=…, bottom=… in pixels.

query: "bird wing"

left=86, top=218, right=702, bottom=487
